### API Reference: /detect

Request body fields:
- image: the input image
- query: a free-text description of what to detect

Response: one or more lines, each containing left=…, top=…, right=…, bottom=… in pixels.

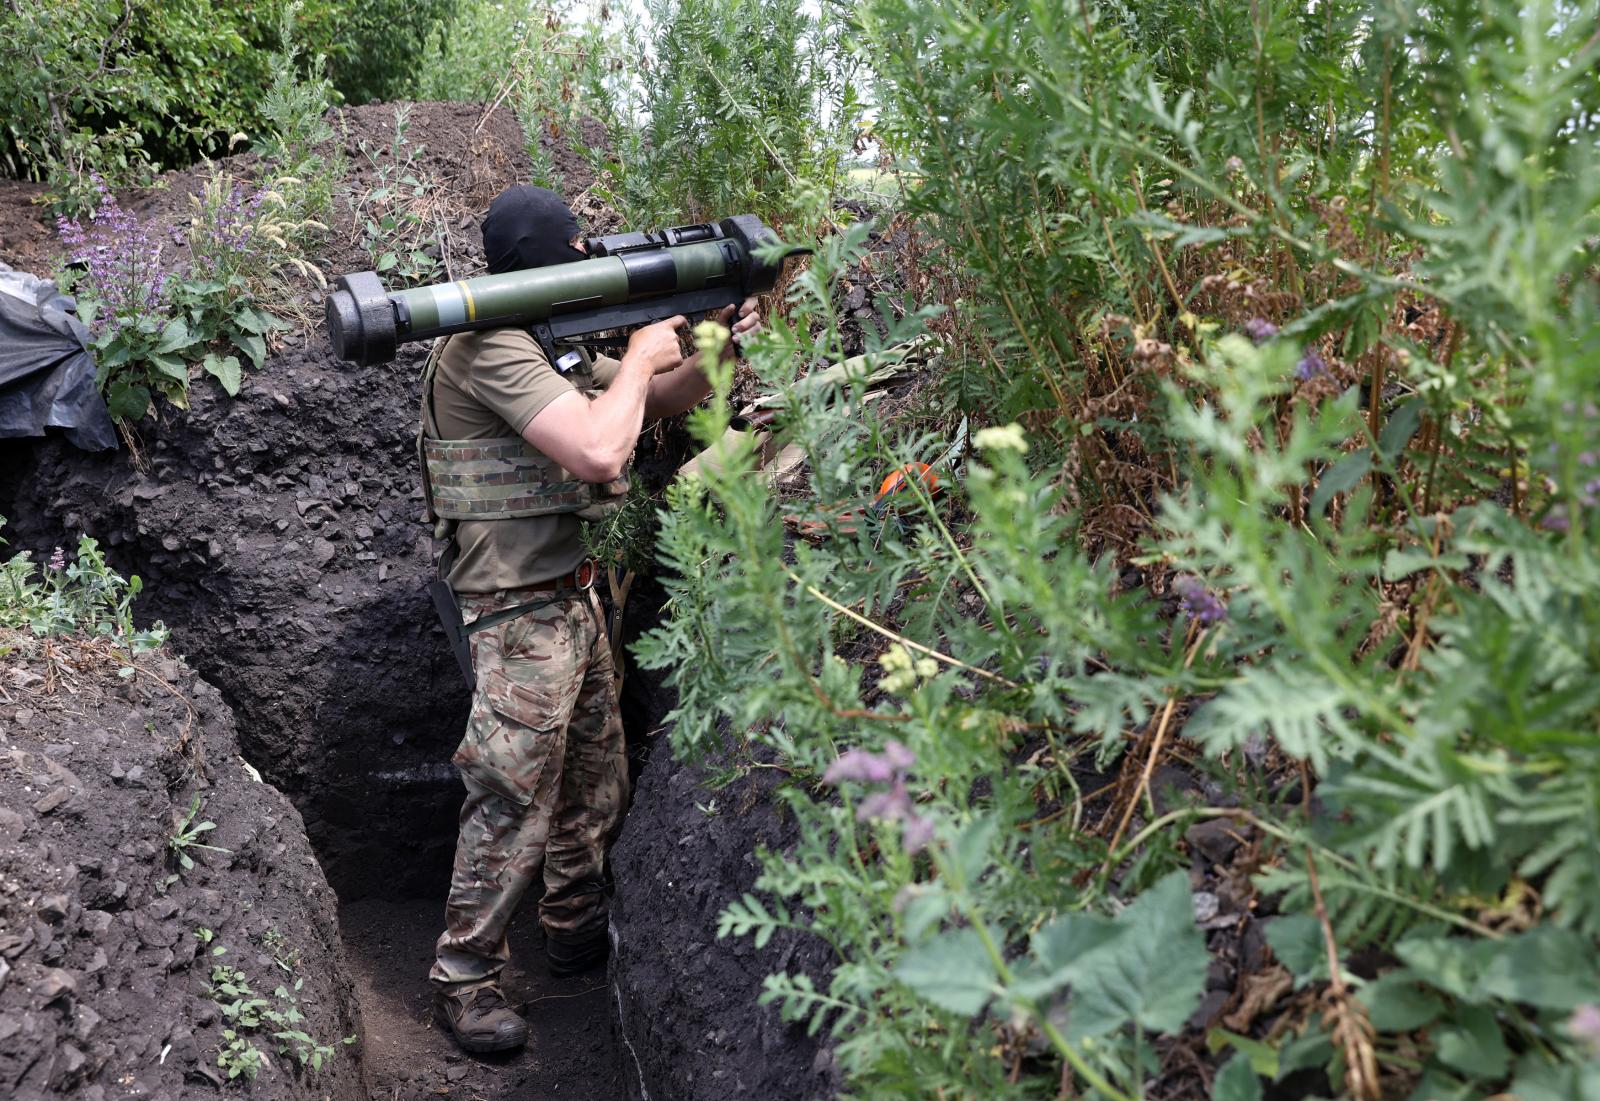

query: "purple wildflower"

left=1245, top=318, right=1279, bottom=344
left=824, top=748, right=898, bottom=785
left=55, top=188, right=174, bottom=341
left=47, top=547, right=66, bottom=571
left=1581, top=477, right=1600, bottom=508
left=858, top=780, right=914, bottom=821
left=823, top=740, right=935, bottom=853
left=900, top=815, right=937, bottom=853
left=1295, top=350, right=1327, bottom=381
left=1174, top=575, right=1228, bottom=625
left=1570, top=1004, right=1600, bottom=1058
left=1542, top=508, right=1572, bottom=533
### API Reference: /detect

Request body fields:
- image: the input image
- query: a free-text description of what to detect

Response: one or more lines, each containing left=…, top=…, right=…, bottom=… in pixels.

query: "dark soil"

left=0, top=101, right=560, bottom=903
left=0, top=636, right=363, bottom=1100
left=610, top=733, right=840, bottom=1101
left=340, top=896, right=621, bottom=1101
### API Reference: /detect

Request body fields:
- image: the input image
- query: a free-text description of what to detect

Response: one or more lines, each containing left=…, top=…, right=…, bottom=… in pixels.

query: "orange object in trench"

left=874, top=462, right=940, bottom=507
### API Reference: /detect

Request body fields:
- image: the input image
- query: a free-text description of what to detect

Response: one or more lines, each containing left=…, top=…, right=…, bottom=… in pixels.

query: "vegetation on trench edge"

left=628, top=0, right=1600, bottom=1098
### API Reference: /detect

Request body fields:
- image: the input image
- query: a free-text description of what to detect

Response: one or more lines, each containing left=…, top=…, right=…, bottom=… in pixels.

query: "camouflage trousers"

left=429, top=585, right=628, bottom=993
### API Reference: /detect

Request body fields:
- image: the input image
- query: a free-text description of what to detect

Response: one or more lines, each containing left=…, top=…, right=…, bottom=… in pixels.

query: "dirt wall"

left=607, top=654, right=839, bottom=1101
left=0, top=103, right=551, bottom=900
left=0, top=638, right=363, bottom=1100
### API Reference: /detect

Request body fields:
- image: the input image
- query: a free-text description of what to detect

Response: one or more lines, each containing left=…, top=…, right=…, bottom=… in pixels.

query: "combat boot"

left=546, top=927, right=609, bottom=977
left=434, top=984, right=528, bottom=1053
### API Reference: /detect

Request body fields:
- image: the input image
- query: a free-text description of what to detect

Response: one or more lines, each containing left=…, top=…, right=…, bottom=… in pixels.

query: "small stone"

left=74, top=1005, right=100, bottom=1042
left=33, top=787, right=71, bottom=815
left=37, top=895, right=70, bottom=923
left=0, top=807, right=25, bottom=845
left=313, top=538, right=337, bottom=567
left=58, top=1042, right=86, bottom=1075
left=1185, top=818, right=1251, bottom=866
left=1192, top=891, right=1219, bottom=924
left=36, top=967, right=77, bottom=1002
left=445, top=1065, right=469, bottom=1083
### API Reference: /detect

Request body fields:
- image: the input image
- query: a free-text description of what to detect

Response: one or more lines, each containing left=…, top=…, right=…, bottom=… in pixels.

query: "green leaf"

left=1212, top=1053, right=1264, bottom=1101
left=147, top=352, right=188, bottom=381
left=1310, top=448, right=1372, bottom=516
left=899, top=888, right=952, bottom=943
left=1186, top=664, right=1354, bottom=771
left=1382, top=548, right=1469, bottom=580
left=1055, top=871, right=1208, bottom=1039
left=1478, top=927, right=1600, bottom=1011
left=231, top=306, right=266, bottom=334
left=1377, top=397, right=1424, bottom=462
left=1357, top=969, right=1444, bottom=1031
left=1276, top=1027, right=1333, bottom=1078
left=1395, top=934, right=1499, bottom=1003
left=1264, top=914, right=1329, bottom=986
left=204, top=353, right=243, bottom=396
left=1433, top=1004, right=1510, bottom=1078
left=1207, top=1029, right=1280, bottom=1079
left=1019, top=911, right=1124, bottom=1001
left=107, top=379, right=152, bottom=421
left=951, top=815, right=999, bottom=888
left=154, top=316, right=192, bottom=354
left=235, top=333, right=266, bottom=370
left=377, top=251, right=398, bottom=272
left=893, top=927, right=997, bottom=1016
left=1342, top=302, right=1383, bottom=358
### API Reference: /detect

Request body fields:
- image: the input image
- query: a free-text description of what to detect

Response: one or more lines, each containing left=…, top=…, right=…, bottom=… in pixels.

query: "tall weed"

left=635, top=0, right=1600, bottom=1097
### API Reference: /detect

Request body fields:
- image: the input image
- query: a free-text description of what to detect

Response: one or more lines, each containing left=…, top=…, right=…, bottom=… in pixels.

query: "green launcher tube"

left=324, top=215, right=801, bottom=366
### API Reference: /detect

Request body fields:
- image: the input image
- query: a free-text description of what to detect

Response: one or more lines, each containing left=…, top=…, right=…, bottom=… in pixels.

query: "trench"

left=0, top=421, right=685, bottom=1100
left=0, top=328, right=839, bottom=1100
left=316, top=586, right=672, bottom=1101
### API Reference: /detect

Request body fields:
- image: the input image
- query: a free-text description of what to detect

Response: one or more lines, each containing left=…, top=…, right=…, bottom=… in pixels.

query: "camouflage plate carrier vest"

left=418, top=338, right=629, bottom=539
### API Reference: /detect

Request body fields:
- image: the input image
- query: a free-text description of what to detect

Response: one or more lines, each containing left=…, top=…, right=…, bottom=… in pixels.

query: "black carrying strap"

left=428, top=569, right=560, bottom=695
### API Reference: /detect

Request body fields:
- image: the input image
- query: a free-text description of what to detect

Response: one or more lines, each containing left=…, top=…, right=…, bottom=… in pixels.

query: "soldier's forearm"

left=644, top=355, right=714, bottom=421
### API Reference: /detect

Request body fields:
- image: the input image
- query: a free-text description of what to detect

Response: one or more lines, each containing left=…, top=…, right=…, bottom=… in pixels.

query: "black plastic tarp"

left=0, top=263, right=116, bottom=451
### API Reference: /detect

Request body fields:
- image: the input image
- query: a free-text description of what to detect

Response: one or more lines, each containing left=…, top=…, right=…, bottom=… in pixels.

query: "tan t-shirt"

left=429, top=328, right=620, bottom=593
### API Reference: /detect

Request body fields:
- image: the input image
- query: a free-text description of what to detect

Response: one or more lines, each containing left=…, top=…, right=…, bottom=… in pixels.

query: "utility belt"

left=429, top=557, right=600, bottom=694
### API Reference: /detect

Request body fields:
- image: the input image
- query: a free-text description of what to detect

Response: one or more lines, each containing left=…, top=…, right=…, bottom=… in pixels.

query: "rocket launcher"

left=323, top=215, right=806, bottom=367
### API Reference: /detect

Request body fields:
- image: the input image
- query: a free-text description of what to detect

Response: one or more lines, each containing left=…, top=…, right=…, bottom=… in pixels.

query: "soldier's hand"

left=715, top=297, right=762, bottom=358
left=627, top=315, right=689, bottom=374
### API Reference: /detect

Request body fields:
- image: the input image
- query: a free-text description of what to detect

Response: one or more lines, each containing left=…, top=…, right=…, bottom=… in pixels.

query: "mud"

left=0, top=637, right=363, bottom=1100
left=341, top=896, right=621, bottom=1100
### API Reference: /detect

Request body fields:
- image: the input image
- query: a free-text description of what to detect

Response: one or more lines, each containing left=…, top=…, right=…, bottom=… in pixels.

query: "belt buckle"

left=574, top=557, right=598, bottom=592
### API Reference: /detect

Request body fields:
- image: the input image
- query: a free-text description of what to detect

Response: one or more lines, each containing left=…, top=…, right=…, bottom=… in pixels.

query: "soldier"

left=420, top=184, right=760, bottom=1053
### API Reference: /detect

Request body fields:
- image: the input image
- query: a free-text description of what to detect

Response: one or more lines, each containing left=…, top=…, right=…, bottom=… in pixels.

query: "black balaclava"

left=481, top=184, right=585, bottom=274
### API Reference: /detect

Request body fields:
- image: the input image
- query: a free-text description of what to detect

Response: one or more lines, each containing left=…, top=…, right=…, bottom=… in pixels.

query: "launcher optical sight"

left=324, top=215, right=806, bottom=367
